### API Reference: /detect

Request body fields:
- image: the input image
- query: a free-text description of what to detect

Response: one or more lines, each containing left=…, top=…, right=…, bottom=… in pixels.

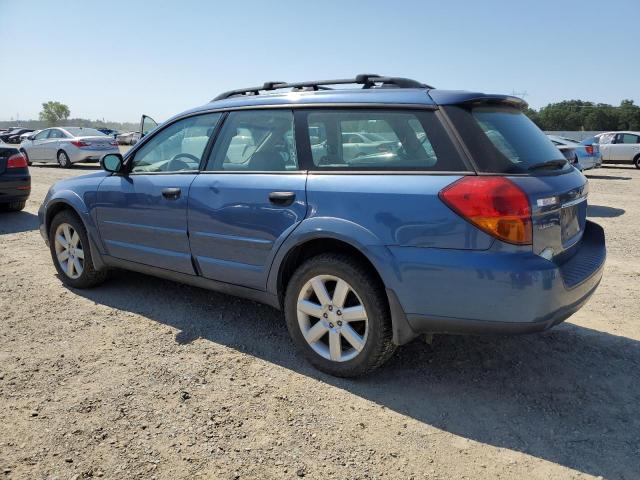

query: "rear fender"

left=266, top=217, right=418, bottom=345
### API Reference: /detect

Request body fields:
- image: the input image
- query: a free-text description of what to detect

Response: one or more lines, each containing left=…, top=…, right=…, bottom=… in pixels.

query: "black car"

left=0, top=143, right=30, bottom=211
left=0, top=128, right=34, bottom=144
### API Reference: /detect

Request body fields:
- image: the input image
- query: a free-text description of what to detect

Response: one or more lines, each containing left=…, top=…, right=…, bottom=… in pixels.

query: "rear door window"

left=301, top=109, right=465, bottom=171
left=445, top=105, right=570, bottom=173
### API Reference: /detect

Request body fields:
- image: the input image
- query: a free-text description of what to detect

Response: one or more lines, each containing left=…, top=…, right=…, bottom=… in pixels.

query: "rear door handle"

left=269, top=191, right=295, bottom=206
left=162, top=187, right=181, bottom=200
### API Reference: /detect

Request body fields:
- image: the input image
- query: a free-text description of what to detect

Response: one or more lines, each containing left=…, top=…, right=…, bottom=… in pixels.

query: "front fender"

left=42, top=190, right=106, bottom=270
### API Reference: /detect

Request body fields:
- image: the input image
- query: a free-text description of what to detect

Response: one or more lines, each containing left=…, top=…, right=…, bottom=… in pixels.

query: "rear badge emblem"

left=537, top=196, right=558, bottom=207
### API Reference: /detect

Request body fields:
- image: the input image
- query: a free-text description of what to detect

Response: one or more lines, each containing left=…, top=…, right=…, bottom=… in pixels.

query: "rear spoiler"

left=427, top=90, right=528, bottom=109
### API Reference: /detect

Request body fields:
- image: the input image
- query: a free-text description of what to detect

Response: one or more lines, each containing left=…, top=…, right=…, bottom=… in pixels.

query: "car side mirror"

left=101, top=153, right=124, bottom=173
left=27, top=135, right=35, bottom=141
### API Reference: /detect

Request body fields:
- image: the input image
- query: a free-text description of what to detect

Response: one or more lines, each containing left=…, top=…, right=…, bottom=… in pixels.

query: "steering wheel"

left=166, top=153, right=200, bottom=171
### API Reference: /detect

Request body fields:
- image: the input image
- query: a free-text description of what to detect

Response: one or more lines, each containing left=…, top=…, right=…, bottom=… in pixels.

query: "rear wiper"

left=528, top=159, right=567, bottom=171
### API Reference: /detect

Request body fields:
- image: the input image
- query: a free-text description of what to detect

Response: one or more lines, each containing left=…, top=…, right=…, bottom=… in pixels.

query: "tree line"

left=4, top=98, right=640, bottom=133
left=524, top=99, right=640, bottom=131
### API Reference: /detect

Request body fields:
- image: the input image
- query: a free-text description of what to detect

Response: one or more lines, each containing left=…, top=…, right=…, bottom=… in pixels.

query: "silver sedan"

left=20, top=127, right=120, bottom=168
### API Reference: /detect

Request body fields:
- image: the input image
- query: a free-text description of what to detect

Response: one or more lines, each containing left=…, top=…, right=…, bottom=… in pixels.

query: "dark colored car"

left=97, top=128, right=119, bottom=138
left=0, top=143, right=30, bottom=211
left=38, top=74, right=606, bottom=377
left=0, top=128, right=34, bottom=144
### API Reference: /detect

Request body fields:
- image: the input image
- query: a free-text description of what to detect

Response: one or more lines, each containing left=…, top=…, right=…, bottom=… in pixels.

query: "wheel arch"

left=45, top=197, right=106, bottom=270
left=269, top=223, right=418, bottom=346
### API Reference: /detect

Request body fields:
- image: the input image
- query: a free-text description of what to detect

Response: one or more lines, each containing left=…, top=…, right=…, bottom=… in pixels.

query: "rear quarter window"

left=445, top=105, right=568, bottom=174
left=300, top=109, right=467, bottom=171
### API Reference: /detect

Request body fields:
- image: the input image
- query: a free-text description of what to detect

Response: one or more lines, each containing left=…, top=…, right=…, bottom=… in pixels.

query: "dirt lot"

left=1, top=164, right=639, bottom=480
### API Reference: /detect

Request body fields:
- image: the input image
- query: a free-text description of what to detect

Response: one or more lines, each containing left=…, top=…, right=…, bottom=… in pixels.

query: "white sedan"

left=20, top=127, right=119, bottom=168
left=589, top=131, right=640, bottom=169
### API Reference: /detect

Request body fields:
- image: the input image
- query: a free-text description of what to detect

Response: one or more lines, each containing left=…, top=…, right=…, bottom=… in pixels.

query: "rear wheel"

left=49, top=210, right=107, bottom=288
left=284, top=253, right=395, bottom=377
left=57, top=150, right=71, bottom=168
left=634, top=154, right=640, bottom=169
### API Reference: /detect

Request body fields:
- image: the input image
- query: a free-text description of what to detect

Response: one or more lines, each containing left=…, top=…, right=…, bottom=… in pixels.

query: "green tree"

left=39, top=101, right=70, bottom=126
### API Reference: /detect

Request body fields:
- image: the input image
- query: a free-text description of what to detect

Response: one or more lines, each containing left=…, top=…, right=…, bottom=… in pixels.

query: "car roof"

left=176, top=87, right=524, bottom=119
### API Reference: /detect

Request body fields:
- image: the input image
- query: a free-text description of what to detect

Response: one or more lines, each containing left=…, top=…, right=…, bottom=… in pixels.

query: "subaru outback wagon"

left=38, top=74, right=606, bottom=377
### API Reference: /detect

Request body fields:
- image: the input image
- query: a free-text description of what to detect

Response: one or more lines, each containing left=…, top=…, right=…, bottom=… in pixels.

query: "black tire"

left=284, top=253, right=396, bottom=377
left=49, top=210, right=107, bottom=288
left=634, top=155, right=640, bottom=169
left=1, top=200, right=26, bottom=212
left=57, top=150, right=72, bottom=168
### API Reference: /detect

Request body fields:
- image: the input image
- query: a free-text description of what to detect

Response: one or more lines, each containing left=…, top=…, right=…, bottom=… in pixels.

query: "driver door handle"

left=269, top=191, right=295, bottom=206
left=162, top=187, right=181, bottom=200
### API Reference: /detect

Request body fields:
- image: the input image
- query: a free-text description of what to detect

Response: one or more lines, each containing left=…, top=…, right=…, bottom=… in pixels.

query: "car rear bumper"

left=0, top=175, right=31, bottom=203
left=386, top=220, right=605, bottom=338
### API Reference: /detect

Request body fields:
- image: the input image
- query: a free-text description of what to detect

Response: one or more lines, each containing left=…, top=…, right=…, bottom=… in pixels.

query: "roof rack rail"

left=212, top=74, right=434, bottom=101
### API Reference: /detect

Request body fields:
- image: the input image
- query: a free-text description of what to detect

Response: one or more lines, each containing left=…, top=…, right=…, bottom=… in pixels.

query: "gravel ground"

left=1, top=164, right=639, bottom=480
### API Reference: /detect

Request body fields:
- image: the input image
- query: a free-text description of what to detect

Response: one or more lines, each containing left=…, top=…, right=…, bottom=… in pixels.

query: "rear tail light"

left=7, top=152, right=28, bottom=169
left=71, top=140, right=90, bottom=148
left=110, top=140, right=118, bottom=146
left=585, top=145, right=594, bottom=155
left=439, top=176, right=532, bottom=245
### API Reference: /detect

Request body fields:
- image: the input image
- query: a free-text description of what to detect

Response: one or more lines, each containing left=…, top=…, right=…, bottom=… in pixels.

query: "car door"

left=188, top=109, right=307, bottom=290
left=614, top=133, right=640, bottom=162
left=43, top=128, right=66, bottom=160
left=95, top=112, right=222, bottom=274
left=28, top=129, right=51, bottom=161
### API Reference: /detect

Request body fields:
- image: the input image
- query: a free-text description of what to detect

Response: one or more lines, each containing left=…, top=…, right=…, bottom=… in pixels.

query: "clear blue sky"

left=1, top=0, right=638, bottom=122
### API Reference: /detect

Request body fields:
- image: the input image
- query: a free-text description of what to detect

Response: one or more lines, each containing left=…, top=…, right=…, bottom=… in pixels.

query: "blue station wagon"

left=38, top=75, right=606, bottom=376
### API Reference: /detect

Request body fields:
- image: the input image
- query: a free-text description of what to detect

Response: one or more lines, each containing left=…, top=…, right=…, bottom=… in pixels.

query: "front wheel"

left=49, top=210, right=107, bottom=288
left=57, top=150, right=72, bottom=168
left=284, top=253, right=396, bottom=377
left=634, top=155, right=640, bottom=169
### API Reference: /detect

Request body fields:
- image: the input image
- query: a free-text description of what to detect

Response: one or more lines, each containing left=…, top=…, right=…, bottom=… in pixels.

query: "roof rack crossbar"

left=212, top=74, right=434, bottom=101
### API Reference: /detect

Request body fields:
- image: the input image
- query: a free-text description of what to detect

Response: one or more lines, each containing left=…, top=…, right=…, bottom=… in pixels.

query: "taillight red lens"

left=71, top=140, right=90, bottom=148
left=585, top=145, right=594, bottom=155
left=439, top=176, right=532, bottom=245
left=7, top=152, right=28, bottom=169
left=110, top=140, right=118, bottom=146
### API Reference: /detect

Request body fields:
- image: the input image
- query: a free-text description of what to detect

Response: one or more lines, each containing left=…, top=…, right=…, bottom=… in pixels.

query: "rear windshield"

left=445, top=105, right=569, bottom=173
left=64, top=127, right=106, bottom=137
left=301, top=109, right=466, bottom=171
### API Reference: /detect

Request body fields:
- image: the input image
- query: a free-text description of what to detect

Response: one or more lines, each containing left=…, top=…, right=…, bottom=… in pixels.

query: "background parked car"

left=116, top=131, right=141, bottom=145
left=97, top=128, right=119, bottom=138
left=0, top=128, right=34, bottom=144
left=590, top=131, right=640, bottom=168
left=0, top=141, right=30, bottom=211
left=20, top=127, right=119, bottom=168
left=547, top=135, right=601, bottom=171
left=20, top=129, right=40, bottom=147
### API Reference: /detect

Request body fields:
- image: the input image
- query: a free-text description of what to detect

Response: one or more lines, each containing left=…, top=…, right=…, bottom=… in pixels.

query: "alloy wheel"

left=58, top=151, right=69, bottom=167
left=296, top=274, right=368, bottom=362
left=54, top=223, right=85, bottom=279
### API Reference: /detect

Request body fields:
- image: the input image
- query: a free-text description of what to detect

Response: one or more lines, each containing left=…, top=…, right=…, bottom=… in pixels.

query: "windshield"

left=64, top=127, right=107, bottom=137
left=446, top=105, right=568, bottom=173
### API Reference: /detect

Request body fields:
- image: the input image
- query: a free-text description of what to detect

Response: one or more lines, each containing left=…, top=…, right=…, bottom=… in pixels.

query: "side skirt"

left=102, top=255, right=281, bottom=310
